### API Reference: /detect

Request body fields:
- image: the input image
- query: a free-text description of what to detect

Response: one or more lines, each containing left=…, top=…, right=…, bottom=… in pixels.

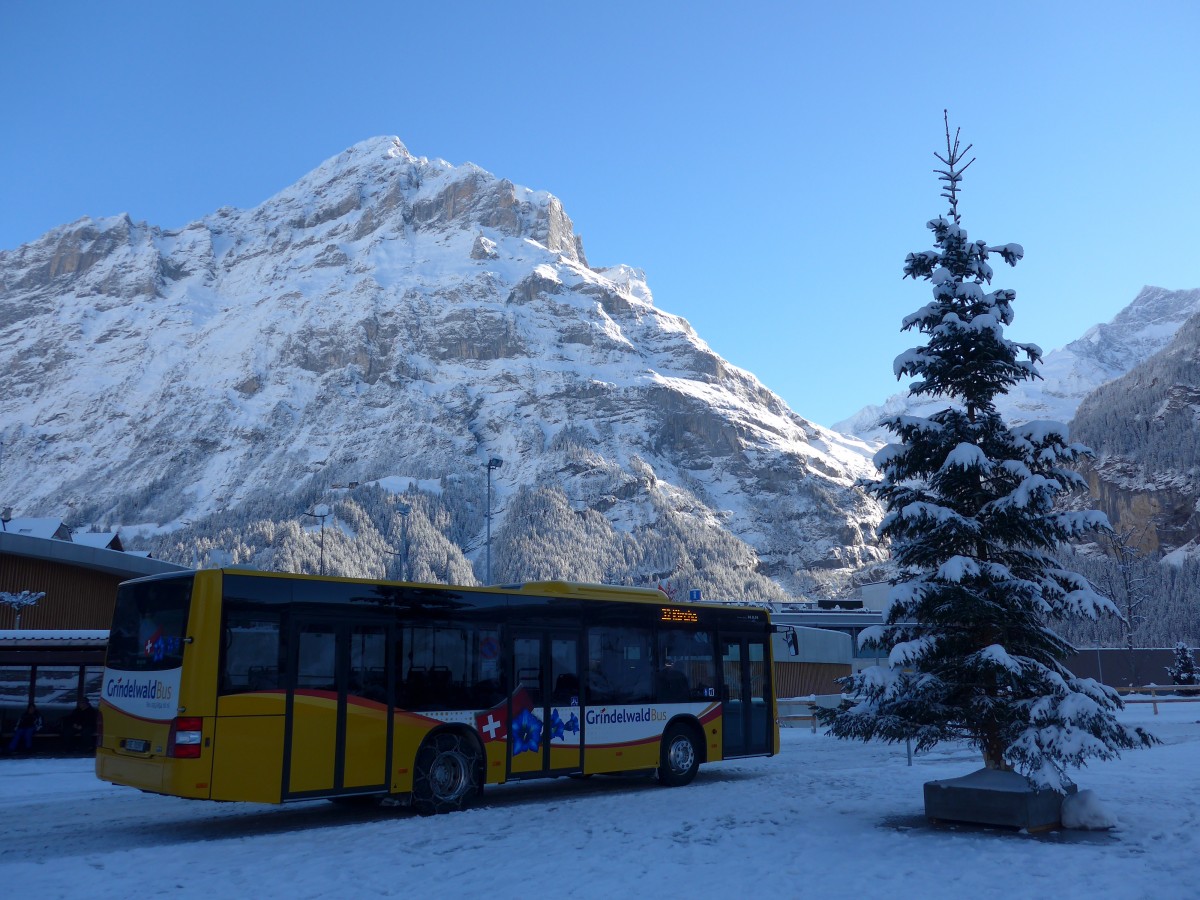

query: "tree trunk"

left=982, top=731, right=1011, bottom=770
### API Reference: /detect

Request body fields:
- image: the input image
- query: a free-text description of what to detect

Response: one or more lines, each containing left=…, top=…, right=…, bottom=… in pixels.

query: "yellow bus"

left=96, top=569, right=782, bottom=814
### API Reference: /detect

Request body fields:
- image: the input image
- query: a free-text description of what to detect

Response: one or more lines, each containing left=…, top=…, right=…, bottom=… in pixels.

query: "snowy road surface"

left=1, top=704, right=1196, bottom=899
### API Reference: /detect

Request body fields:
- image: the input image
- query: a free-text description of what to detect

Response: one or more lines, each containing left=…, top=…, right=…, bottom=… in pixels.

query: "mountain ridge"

left=835, top=285, right=1200, bottom=444
left=0, top=136, right=885, bottom=597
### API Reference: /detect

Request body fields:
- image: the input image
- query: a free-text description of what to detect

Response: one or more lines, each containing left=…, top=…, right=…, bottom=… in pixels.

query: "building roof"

left=0, top=530, right=188, bottom=579
left=72, top=532, right=123, bottom=551
left=3, top=517, right=70, bottom=540
left=0, top=629, right=109, bottom=646
left=0, top=629, right=111, bottom=665
left=772, top=608, right=883, bottom=629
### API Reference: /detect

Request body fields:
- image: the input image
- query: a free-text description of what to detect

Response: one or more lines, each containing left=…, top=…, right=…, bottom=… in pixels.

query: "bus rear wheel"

left=411, top=731, right=482, bottom=815
left=658, top=723, right=701, bottom=787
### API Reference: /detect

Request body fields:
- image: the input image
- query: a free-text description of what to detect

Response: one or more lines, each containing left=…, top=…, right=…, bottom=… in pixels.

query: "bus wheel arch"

left=657, top=717, right=704, bottom=787
left=411, top=727, right=485, bottom=815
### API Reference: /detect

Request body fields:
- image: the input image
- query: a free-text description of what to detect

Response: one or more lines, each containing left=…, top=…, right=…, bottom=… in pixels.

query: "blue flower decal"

left=143, top=634, right=181, bottom=662
left=511, top=707, right=543, bottom=755
left=548, top=709, right=581, bottom=742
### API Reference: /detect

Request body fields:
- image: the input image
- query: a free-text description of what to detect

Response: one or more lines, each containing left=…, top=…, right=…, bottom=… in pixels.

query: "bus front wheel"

left=658, top=723, right=701, bottom=787
left=412, top=731, right=482, bottom=815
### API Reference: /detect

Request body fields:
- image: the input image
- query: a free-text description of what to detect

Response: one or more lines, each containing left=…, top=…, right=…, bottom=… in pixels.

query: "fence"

left=1116, top=683, right=1200, bottom=714
left=1065, top=647, right=1191, bottom=689
left=777, top=695, right=843, bottom=731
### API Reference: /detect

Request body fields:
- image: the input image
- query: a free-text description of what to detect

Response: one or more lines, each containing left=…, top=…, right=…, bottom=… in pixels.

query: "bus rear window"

left=107, top=577, right=194, bottom=672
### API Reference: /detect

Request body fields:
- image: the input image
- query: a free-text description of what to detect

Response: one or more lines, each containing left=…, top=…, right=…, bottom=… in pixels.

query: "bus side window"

left=655, top=667, right=689, bottom=703
left=296, top=625, right=337, bottom=691
left=399, top=626, right=434, bottom=710
left=349, top=626, right=387, bottom=703
left=397, top=624, right=504, bottom=712
left=588, top=626, right=652, bottom=705
left=221, top=611, right=282, bottom=695
left=657, top=628, right=716, bottom=703
left=470, top=627, right=505, bottom=709
left=553, top=672, right=579, bottom=704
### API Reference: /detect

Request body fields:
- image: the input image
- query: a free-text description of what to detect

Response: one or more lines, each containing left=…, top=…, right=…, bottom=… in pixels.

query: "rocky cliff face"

left=1071, top=309, right=1200, bottom=559
left=831, top=284, right=1200, bottom=562
left=0, top=137, right=884, bottom=597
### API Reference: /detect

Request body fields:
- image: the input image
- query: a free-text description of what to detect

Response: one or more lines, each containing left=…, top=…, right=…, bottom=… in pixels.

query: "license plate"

left=124, top=739, right=149, bottom=753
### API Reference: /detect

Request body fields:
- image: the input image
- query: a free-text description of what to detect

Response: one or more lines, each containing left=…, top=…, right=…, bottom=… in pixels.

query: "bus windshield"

left=107, top=576, right=194, bottom=672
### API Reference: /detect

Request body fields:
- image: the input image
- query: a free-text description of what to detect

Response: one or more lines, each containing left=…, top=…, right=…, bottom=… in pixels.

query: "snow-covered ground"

left=1, top=704, right=1196, bottom=898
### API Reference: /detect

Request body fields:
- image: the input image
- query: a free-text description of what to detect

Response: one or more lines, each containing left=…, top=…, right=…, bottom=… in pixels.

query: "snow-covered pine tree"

left=820, top=115, right=1155, bottom=790
left=1166, top=642, right=1197, bottom=686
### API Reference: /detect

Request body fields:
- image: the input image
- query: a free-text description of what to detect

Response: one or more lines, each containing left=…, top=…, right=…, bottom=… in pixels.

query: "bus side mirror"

left=772, top=625, right=799, bottom=657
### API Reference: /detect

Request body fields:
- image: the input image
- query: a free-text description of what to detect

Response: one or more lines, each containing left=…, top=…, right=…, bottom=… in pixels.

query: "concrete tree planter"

left=924, top=768, right=1076, bottom=832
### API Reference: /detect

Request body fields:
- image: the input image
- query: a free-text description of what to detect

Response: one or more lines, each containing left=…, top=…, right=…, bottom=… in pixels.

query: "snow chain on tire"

left=411, top=731, right=482, bottom=815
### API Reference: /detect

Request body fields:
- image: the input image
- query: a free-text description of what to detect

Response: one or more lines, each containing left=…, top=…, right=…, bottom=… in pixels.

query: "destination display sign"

left=660, top=607, right=699, bottom=624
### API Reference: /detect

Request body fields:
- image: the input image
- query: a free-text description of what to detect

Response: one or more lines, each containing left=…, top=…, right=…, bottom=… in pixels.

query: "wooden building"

left=1, top=526, right=188, bottom=739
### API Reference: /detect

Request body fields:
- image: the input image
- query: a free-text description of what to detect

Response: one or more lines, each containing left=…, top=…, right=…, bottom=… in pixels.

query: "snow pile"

left=1061, top=788, right=1118, bottom=830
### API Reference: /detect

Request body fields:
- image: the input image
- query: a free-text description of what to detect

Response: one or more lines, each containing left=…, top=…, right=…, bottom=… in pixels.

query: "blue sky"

left=3, top=2, right=1198, bottom=428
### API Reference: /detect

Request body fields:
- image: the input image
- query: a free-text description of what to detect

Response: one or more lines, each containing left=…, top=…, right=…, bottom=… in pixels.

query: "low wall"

left=1063, top=647, right=1191, bottom=688
left=774, top=662, right=850, bottom=698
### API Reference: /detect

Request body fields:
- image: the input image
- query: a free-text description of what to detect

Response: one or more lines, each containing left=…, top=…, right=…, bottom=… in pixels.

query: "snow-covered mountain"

left=0, top=137, right=884, bottom=598
left=836, top=286, right=1200, bottom=444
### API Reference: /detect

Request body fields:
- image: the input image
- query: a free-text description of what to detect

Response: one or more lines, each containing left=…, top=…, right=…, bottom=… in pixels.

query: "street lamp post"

left=303, top=504, right=331, bottom=576
left=485, top=457, right=503, bottom=585
left=390, top=500, right=410, bottom=582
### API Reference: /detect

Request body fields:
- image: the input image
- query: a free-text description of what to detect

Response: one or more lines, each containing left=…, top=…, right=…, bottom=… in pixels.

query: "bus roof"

left=500, top=580, right=672, bottom=603
left=123, top=569, right=766, bottom=614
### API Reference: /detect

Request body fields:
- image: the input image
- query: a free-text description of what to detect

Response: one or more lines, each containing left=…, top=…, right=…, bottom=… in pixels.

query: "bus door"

left=508, top=630, right=582, bottom=777
left=285, top=618, right=392, bottom=798
left=719, top=634, right=771, bottom=757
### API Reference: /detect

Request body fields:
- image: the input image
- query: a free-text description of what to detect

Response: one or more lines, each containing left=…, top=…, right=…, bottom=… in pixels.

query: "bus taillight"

left=168, top=717, right=203, bottom=758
